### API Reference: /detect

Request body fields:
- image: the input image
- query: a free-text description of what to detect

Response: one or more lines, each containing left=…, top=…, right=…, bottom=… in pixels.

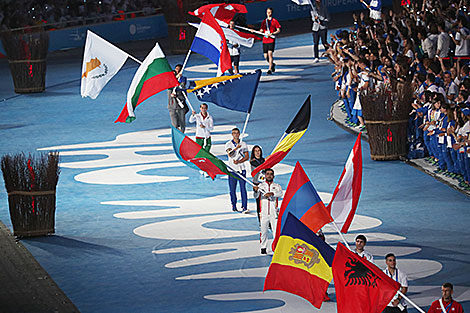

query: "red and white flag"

left=188, top=3, right=247, bottom=27
left=327, top=134, right=362, bottom=233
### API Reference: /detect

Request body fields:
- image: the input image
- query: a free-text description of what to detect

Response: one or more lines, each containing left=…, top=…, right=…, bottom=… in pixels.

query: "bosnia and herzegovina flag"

left=251, top=95, right=311, bottom=177
left=187, top=70, right=261, bottom=113
left=272, top=162, right=333, bottom=251
left=171, top=126, right=235, bottom=180
left=264, top=213, right=335, bottom=309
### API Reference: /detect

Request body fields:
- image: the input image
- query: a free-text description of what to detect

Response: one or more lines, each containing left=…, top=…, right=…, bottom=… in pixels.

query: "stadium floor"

left=0, top=32, right=469, bottom=313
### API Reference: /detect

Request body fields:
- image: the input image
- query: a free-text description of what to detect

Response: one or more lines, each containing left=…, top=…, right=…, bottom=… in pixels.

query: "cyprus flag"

left=81, top=30, right=128, bottom=99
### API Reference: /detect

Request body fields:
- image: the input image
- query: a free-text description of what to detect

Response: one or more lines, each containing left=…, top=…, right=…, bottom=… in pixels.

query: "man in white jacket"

left=253, top=168, right=283, bottom=255
left=189, top=103, right=214, bottom=152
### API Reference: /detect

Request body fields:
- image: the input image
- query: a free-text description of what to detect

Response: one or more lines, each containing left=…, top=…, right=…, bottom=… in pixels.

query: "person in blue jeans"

left=225, top=128, right=249, bottom=212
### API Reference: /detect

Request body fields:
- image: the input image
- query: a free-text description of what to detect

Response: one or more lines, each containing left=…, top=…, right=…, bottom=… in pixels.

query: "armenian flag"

left=171, top=126, right=237, bottom=180
left=264, top=213, right=335, bottom=309
left=272, top=162, right=333, bottom=251
left=251, top=95, right=311, bottom=177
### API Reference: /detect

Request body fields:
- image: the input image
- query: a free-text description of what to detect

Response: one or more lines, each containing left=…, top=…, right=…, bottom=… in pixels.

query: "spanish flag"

left=251, top=95, right=310, bottom=177
left=264, top=213, right=335, bottom=309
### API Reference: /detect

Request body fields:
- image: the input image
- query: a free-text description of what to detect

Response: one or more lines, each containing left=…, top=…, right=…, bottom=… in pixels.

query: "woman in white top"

left=189, top=103, right=214, bottom=152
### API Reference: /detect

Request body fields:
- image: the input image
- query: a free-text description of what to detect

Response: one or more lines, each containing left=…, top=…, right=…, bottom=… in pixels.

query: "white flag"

left=81, top=30, right=128, bottom=99
left=291, top=0, right=313, bottom=6
left=189, top=22, right=254, bottom=48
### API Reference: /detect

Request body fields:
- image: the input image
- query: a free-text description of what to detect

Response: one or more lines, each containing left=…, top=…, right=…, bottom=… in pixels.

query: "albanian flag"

left=332, top=243, right=400, bottom=313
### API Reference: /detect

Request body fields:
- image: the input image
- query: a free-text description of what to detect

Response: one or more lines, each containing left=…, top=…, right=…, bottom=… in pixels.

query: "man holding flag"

left=253, top=168, right=283, bottom=255
left=168, top=64, right=189, bottom=133
left=264, top=213, right=335, bottom=309
left=225, top=128, right=249, bottom=212
left=383, top=253, right=409, bottom=313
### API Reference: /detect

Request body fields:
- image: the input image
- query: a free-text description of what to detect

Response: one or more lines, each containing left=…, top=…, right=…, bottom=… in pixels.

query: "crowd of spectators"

left=0, top=0, right=162, bottom=31
left=324, top=0, right=470, bottom=190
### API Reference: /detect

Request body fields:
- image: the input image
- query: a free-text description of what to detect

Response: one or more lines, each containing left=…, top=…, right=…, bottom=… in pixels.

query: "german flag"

left=264, top=213, right=335, bottom=309
left=251, top=95, right=310, bottom=177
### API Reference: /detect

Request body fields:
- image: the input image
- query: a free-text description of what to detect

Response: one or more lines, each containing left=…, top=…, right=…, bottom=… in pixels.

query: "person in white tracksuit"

left=253, top=168, right=283, bottom=255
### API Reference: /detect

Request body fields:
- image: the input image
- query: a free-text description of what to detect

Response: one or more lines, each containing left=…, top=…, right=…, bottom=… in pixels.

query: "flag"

left=272, top=162, right=333, bottom=251
left=115, top=43, right=178, bottom=123
left=187, top=70, right=261, bottom=113
left=190, top=12, right=232, bottom=76
left=251, top=95, right=311, bottom=177
left=189, top=3, right=247, bottom=27
left=291, top=0, right=314, bottom=6
left=188, top=22, right=259, bottom=48
left=264, top=213, right=335, bottom=309
left=225, top=27, right=260, bottom=48
left=326, top=134, right=362, bottom=233
left=333, top=242, right=400, bottom=313
left=171, top=126, right=237, bottom=180
left=81, top=30, right=128, bottom=99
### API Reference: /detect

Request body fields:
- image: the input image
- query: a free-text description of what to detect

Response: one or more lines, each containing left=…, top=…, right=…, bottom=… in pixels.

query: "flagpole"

left=240, top=113, right=251, bottom=143
left=330, top=221, right=352, bottom=250
left=182, top=91, right=195, bottom=113
left=126, top=53, right=142, bottom=65
left=180, top=49, right=192, bottom=74
left=397, top=291, right=426, bottom=313
left=234, top=25, right=275, bottom=39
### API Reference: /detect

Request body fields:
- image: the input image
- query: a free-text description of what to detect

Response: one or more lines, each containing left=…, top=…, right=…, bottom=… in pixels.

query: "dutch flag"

left=190, top=12, right=232, bottom=76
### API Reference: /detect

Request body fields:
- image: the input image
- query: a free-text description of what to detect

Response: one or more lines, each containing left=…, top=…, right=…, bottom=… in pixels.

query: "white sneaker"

left=313, top=58, right=319, bottom=63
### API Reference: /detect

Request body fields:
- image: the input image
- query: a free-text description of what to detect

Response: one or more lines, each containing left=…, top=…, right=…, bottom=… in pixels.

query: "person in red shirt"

left=259, top=7, right=281, bottom=75
left=428, top=283, right=464, bottom=313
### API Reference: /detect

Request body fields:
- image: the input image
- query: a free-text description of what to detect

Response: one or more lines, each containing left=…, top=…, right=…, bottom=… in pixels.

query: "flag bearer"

left=253, top=168, right=283, bottom=255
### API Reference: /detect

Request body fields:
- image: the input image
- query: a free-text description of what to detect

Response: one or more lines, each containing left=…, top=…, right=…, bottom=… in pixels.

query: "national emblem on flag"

left=264, top=213, right=335, bottom=309
left=333, top=243, right=401, bottom=313
left=81, top=30, right=128, bottom=99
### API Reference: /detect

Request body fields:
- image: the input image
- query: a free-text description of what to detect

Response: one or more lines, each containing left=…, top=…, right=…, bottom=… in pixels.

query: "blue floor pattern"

left=0, top=32, right=469, bottom=313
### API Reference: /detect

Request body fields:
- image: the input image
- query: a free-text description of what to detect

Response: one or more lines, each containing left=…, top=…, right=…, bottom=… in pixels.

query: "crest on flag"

left=81, top=30, right=128, bottom=99
left=288, top=243, right=321, bottom=268
left=344, top=257, right=378, bottom=287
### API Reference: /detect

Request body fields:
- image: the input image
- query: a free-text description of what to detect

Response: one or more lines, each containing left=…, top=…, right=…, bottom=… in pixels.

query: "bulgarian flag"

left=115, top=43, right=178, bottom=123
left=171, top=126, right=239, bottom=180
left=251, top=95, right=311, bottom=177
